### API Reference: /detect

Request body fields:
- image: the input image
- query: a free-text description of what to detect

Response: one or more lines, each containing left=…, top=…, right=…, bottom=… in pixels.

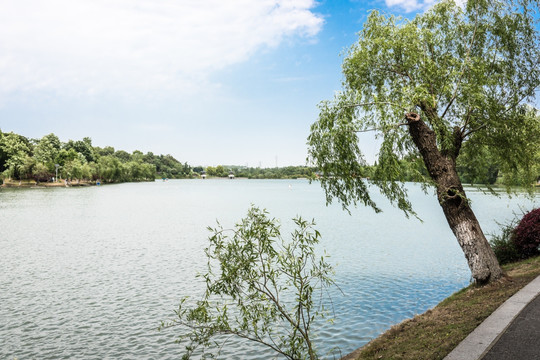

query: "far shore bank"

left=1, top=177, right=313, bottom=188
left=1, top=179, right=96, bottom=188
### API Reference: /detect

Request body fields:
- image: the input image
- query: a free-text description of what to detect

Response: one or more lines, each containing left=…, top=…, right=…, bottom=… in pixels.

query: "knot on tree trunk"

left=440, top=187, right=466, bottom=206
left=405, top=112, right=420, bottom=123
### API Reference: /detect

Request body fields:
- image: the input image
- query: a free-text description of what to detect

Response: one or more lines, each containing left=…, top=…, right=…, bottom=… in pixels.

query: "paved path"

left=444, top=275, right=540, bottom=360
left=481, top=293, right=540, bottom=360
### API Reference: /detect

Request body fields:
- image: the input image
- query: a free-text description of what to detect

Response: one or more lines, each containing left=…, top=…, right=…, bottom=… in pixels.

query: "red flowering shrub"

left=513, top=208, right=540, bottom=259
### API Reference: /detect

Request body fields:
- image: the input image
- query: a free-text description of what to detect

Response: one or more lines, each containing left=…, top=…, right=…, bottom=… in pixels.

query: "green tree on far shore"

left=0, top=131, right=192, bottom=184
left=0, top=131, right=33, bottom=179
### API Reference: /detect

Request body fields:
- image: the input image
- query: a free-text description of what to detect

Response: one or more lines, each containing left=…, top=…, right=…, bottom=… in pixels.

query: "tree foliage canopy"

left=0, top=130, right=192, bottom=182
left=308, top=0, right=540, bottom=216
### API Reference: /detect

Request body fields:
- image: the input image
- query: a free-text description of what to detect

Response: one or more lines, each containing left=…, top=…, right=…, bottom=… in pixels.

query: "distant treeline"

left=0, top=130, right=191, bottom=183
left=193, top=156, right=503, bottom=184
left=197, top=165, right=317, bottom=179
left=1, top=129, right=531, bottom=186
left=195, top=159, right=502, bottom=184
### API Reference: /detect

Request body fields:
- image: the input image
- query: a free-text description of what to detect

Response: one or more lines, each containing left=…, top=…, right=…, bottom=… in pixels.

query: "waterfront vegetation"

left=2, top=129, right=536, bottom=187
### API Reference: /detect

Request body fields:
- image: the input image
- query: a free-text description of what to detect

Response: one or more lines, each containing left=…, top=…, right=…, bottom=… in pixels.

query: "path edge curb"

left=443, top=274, right=540, bottom=360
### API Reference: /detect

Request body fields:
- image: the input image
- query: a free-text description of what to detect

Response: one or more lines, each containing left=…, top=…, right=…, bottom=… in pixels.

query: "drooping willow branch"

left=336, top=102, right=410, bottom=134
left=354, top=122, right=408, bottom=133
left=441, top=2, right=480, bottom=121
left=342, top=101, right=409, bottom=112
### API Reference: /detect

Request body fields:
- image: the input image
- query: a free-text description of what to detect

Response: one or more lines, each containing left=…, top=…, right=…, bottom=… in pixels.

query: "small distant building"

left=201, top=171, right=207, bottom=179
left=228, top=171, right=235, bottom=179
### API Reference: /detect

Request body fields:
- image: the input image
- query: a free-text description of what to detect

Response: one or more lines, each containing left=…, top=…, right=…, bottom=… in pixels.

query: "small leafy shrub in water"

left=160, top=206, right=335, bottom=360
left=513, top=208, right=540, bottom=259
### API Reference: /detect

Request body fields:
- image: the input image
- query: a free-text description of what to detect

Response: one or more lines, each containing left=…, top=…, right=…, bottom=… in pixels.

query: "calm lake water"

left=1, top=180, right=538, bottom=359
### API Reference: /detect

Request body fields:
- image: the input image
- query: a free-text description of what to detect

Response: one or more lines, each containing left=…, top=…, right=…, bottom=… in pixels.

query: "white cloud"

left=0, top=0, right=323, bottom=99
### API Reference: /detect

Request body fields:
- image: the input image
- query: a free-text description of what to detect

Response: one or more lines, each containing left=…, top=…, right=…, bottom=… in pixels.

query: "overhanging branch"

left=354, top=122, right=408, bottom=133
left=462, top=123, right=487, bottom=139
left=342, top=101, right=409, bottom=112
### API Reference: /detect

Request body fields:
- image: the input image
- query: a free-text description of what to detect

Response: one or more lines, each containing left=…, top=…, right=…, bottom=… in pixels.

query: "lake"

left=0, top=180, right=538, bottom=359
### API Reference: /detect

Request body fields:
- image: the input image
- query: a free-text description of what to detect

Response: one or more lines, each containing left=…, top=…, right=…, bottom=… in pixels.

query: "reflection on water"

left=0, top=180, right=537, bottom=359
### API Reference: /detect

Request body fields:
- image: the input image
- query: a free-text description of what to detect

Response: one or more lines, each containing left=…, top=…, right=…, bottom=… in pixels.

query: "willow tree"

left=308, top=0, right=540, bottom=284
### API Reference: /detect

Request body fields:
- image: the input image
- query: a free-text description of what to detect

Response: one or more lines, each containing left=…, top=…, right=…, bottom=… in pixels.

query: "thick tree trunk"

left=406, top=112, right=503, bottom=284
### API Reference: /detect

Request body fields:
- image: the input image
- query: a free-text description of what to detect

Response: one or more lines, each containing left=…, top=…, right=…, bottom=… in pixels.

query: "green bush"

left=489, top=219, right=520, bottom=265
left=490, top=208, right=540, bottom=265
left=513, top=208, right=540, bottom=259
left=161, top=206, right=335, bottom=360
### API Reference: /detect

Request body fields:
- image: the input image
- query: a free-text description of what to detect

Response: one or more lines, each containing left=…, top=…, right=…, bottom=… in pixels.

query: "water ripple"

left=0, top=181, right=537, bottom=359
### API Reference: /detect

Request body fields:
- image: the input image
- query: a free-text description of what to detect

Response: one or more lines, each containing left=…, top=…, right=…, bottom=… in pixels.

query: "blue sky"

left=0, top=0, right=446, bottom=167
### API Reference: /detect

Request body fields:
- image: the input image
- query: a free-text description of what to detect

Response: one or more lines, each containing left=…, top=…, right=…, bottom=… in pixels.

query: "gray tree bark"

left=406, top=111, right=503, bottom=284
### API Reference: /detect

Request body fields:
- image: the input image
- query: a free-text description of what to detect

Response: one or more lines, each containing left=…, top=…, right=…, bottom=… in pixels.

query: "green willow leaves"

left=161, top=206, right=335, bottom=360
left=308, top=0, right=540, bottom=216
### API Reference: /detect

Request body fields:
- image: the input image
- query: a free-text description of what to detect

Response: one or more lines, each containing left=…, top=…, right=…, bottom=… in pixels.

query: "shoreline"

left=0, top=177, right=310, bottom=188
left=341, top=256, right=540, bottom=360
left=1, top=179, right=96, bottom=188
